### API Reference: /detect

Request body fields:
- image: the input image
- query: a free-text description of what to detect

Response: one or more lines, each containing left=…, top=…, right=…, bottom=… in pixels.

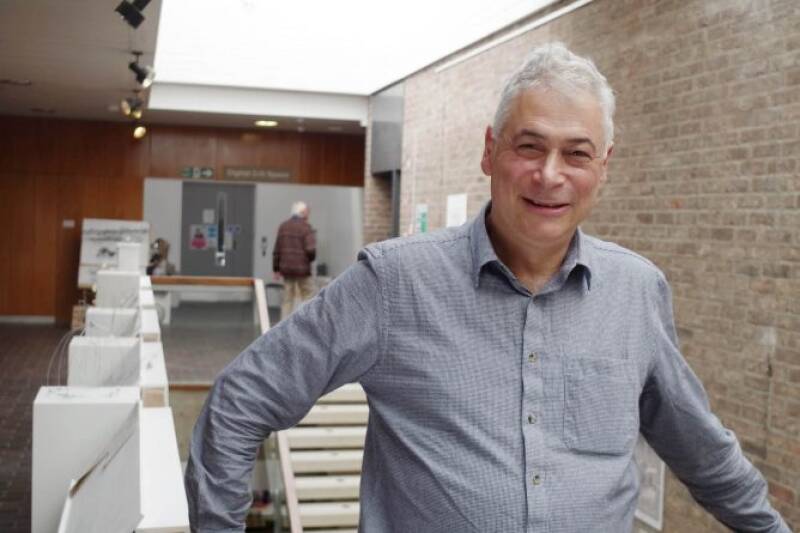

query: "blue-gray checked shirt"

left=186, top=203, right=789, bottom=532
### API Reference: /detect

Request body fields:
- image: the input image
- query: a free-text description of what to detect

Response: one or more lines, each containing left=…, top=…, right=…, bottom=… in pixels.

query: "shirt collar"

left=469, top=201, right=594, bottom=291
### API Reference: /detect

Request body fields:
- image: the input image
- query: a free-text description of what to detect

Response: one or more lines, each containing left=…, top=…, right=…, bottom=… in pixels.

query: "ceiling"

left=0, top=0, right=557, bottom=133
left=0, top=0, right=161, bottom=123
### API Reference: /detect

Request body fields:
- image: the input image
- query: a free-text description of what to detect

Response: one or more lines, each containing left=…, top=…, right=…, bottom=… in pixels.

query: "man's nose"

left=533, top=150, right=566, bottom=186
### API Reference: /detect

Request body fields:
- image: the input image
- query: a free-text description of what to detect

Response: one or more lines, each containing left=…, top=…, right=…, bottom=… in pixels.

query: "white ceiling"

left=0, top=0, right=557, bottom=132
left=0, top=0, right=161, bottom=122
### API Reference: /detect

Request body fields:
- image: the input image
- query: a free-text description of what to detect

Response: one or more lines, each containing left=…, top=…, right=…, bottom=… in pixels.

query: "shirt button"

left=527, top=414, right=537, bottom=424
left=532, top=474, right=542, bottom=486
left=528, top=352, right=538, bottom=363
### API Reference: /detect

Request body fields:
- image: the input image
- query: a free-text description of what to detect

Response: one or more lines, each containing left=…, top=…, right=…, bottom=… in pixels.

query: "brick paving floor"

left=0, top=324, right=67, bottom=533
left=0, top=301, right=271, bottom=533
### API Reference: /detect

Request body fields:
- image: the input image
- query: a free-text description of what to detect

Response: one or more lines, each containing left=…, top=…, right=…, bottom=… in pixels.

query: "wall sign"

left=414, top=204, right=428, bottom=234
left=78, top=218, right=150, bottom=288
left=224, top=167, right=292, bottom=182
left=181, top=166, right=214, bottom=179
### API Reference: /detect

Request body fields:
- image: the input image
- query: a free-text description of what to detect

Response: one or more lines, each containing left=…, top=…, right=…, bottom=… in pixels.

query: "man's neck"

left=486, top=214, right=573, bottom=294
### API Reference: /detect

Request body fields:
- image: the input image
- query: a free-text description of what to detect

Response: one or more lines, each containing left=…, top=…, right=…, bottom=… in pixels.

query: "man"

left=186, top=43, right=789, bottom=532
left=272, top=201, right=316, bottom=320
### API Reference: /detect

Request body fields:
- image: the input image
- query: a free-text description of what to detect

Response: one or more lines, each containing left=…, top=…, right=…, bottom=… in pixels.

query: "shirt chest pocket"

left=563, top=357, right=640, bottom=455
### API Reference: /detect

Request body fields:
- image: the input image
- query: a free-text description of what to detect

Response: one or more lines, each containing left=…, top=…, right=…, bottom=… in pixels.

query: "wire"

left=44, top=327, right=81, bottom=386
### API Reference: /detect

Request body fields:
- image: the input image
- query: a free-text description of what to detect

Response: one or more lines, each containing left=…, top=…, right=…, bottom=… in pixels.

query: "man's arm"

left=272, top=231, right=281, bottom=273
left=305, top=227, right=316, bottom=263
left=639, top=274, right=790, bottom=532
left=185, top=256, right=384, bottom=532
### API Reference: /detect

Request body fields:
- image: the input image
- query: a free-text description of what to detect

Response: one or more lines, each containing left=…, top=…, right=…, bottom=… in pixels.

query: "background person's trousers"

left=281, top=276, right=316, bottom=320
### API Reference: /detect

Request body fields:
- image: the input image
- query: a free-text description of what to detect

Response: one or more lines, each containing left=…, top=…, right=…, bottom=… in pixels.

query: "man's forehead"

left=513, top=128, right=598, bottom=150
left=505, top=88, right=603, bottom=140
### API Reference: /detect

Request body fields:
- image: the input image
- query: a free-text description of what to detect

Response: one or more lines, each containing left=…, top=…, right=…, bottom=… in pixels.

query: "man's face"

left=481, top=87, right=611, bottom=252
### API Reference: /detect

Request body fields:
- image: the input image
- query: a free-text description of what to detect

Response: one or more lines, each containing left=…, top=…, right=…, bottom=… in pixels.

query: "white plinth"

left=57, top=406, right=142, bottom=533
left=68, top=337, right=140, bottom=387
left=32, top=387, right=140, bottom=533
left=137, top=407, right=190, bottom=532
left=84, top=307, right=139, bottom=337
left=140, top=288, right=156, bottom=309
left=96, top=270, right=141, bottom=308
left=118, top=242, right=143, bottom=272
left=140, top=342, right=169, bottom=407
left=140, top=308, right=160, bottom=343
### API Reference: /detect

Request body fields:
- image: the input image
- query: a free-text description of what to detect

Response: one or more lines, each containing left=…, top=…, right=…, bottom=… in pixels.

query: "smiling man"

left=186, top=43, right=790, bottom=532
left=482, top=83, right=612, bottom=293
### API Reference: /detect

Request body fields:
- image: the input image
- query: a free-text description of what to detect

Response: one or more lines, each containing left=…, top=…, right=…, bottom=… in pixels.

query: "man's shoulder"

left=279, top=217, right=312, bottom=232
left=358, top=226, right=468, bottom=264
left=582, top=233, right=666, bottom=283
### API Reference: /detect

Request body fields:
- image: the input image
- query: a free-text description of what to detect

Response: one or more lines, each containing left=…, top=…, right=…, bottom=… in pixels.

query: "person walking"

left=272, top=201, right=316, bottom=320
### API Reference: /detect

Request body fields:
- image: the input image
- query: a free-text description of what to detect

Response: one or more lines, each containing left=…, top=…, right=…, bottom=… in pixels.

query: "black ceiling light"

left=120, top=94, right=144, bottom=119
left=115, top=0, right=152, bottom=29
left=128, top=51, right=155, bottom=88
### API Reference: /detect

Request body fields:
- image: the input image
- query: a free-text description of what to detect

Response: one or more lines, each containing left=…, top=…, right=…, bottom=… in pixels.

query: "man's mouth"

left=523, top=198, right=569, bottom=209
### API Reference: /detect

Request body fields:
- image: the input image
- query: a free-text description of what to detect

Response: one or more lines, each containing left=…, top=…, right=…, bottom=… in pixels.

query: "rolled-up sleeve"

left=639, top=274, right=790, bottom=532
left=185, top=253, right=385, bottom=532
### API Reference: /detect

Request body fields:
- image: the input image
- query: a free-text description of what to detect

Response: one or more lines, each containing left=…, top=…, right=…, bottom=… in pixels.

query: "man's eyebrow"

left=516, top=129, right=597, bottom=152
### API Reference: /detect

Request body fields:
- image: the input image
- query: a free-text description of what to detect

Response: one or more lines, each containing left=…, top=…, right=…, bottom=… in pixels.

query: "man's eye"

left=568, top=150, right=592, bottom=160
left=518, top=144, right=545, bottom=153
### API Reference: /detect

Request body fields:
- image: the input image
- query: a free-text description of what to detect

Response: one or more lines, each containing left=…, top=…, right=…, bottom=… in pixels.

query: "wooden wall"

left=0, top=116, right=365, bottom=322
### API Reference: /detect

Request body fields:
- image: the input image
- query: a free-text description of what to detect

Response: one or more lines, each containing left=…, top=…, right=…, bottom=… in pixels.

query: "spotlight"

left=133, top=125, right=147, bottom=139
left=120, top=95, right=144, bottom=119
left=128, top=52, right=155, bottom=88
left=115, top=0, right=151, bottom=29
left=255, top=120, right=278, bottom=127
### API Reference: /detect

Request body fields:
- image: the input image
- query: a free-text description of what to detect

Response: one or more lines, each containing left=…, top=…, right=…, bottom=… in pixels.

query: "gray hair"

left=291, top=201, right=308, bottom=217
left=492, top=42, right=616, bottom=150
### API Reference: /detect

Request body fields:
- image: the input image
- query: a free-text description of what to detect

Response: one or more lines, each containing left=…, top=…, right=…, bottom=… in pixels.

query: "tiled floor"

left=161, top=301, right=265, bottom=382
left=0, top=301, right=273, bottom=533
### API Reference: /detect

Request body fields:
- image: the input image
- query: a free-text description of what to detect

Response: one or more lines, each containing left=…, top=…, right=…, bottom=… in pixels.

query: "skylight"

left=154, top=0, right=557, bottom=95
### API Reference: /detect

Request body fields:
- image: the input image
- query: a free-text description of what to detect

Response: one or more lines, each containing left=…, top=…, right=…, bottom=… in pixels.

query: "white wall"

left=143, top=178, right=183, bottom=272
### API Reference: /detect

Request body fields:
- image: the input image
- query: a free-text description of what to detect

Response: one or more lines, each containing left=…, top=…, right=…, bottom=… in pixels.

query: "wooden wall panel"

left=0, top=176, right=11, bottom=313
left=148, top=126, right=217, bottom=177
left=32, top=174, right=59, bottom=315
left=5, top=176, right=35, bottom=314
left=0, top=175, right=36, bottom=314
left=55, top=173, right=84, bottom=321
left=0, top=116, right=365, bottom=322
left=216, top=129, right=303, bottom=178
left=298, top=133, right=364, bottom=186
left=299, top=134, right=325, bottom=184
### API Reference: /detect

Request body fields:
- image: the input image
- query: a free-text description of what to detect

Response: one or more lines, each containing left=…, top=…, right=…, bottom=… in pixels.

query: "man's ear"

left=480, top=126, right=494, bottom=177
left=598, top=143, right=614, bottom=184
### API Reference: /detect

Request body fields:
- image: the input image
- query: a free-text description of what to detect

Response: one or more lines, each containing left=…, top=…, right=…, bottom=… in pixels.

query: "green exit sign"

left=181, top=166, right=214, bottom=179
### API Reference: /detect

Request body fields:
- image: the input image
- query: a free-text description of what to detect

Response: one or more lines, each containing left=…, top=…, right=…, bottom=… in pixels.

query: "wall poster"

left=634, top=434, right=665, bottom=530
left=414, top=203, right=428, bottom=234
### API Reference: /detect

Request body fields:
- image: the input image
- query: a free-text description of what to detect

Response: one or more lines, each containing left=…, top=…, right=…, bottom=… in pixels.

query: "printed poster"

left=415, top=203, right=428, bottom=234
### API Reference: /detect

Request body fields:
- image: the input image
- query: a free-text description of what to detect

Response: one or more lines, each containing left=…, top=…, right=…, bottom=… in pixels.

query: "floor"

left=0, top=301, right=274, bottom=533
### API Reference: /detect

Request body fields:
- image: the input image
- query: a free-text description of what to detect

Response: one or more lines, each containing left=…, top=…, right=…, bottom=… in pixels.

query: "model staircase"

left=269, top=383, right=368, bottom=532
left=254, top=279, right=367, bottom=532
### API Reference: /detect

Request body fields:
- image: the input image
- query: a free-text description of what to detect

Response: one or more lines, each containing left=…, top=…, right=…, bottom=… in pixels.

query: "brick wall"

left=384, top=0, right=800, bottom=530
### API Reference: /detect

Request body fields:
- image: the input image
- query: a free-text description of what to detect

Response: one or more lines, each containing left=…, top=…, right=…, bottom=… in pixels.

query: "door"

left=181, top=181, right=255, bottom=277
